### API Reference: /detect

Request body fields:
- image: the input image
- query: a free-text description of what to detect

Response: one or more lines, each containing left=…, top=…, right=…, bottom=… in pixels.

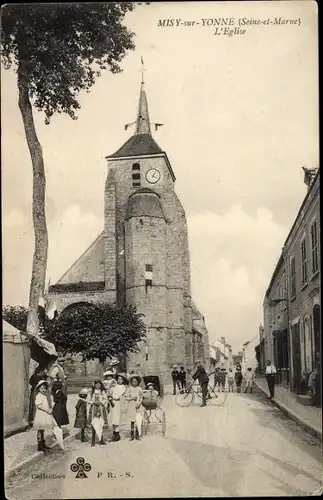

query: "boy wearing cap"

left=125, top=374, right=143, bottom=441
left=74, top=388, right=88, bottom=442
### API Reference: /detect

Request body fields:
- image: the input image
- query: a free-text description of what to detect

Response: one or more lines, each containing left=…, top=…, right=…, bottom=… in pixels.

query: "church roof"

left=126, top=189, right=165, bottom=220
left=107, top=133, right=163, bottom=159
left=53, top=231, right=105, bottom=286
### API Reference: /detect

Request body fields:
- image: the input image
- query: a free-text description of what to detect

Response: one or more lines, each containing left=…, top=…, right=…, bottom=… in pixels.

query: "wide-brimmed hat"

left=129, top=374, right=141, bottom=384
left=103, top=370, right=115, bottom=377
left=79, top=387, right=88, bottom=396
left=116, top=373, right=129, bottom=384
left=35, top=379, right=48, bottom=391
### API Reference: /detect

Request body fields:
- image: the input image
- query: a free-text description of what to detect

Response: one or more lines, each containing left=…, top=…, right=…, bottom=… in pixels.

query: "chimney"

left=302, top=166, right=318, bottom=191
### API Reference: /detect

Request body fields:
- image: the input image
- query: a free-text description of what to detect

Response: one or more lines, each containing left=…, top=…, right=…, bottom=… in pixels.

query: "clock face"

left=146, top=168, right=161, bottom=184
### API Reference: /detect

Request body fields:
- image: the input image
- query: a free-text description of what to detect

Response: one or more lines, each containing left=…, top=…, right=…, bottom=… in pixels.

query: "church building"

left=48, top=74, right=210, bottom=382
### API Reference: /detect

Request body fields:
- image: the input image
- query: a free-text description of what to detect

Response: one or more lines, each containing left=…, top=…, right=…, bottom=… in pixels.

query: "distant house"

left=232, top=353, right=243, bottom=367
left=209, top=336, right=233, bottom=371
left=241, top=336, right=259, bottom=374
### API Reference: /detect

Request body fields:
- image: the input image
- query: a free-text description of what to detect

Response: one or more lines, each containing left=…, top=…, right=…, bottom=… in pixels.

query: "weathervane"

left=124, top=57, right=164, bottom=133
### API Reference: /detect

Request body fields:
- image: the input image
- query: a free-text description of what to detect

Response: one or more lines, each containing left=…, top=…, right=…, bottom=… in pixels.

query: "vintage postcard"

left=2, top=1, right=321, bottom=498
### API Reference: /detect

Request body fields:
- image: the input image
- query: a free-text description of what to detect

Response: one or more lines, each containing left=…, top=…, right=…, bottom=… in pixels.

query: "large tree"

left=1, top=3, right=136, bottom=338
left=2, top=302, right=146, bottom=372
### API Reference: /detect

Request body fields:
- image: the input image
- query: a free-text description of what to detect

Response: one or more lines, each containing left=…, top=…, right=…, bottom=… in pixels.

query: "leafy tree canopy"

left=2, top=305, right=28, bottom=331
left=45, top=302, right=146, bottom=361
left=1, top=3, right=136, bottom=123
left=2, top=302, right=146, bottom=362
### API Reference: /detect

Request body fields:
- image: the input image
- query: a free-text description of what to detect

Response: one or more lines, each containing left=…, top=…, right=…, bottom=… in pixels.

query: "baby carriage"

left=141, top=376, right=166, bottom=437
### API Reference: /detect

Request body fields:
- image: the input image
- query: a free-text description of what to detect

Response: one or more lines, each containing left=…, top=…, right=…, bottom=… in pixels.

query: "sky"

left=2, top=1, right=318, bottom=352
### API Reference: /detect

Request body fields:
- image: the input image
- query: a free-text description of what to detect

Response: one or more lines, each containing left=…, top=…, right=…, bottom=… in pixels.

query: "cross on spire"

left=123, top=58, right=164, bottom=134
left=140, top=56, right=146, bottom=84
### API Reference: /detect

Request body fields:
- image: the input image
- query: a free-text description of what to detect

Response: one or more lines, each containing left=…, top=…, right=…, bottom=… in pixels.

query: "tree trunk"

left=17, top=60, right=48, bottom=376
left=99, top=360, right=106, bottom=377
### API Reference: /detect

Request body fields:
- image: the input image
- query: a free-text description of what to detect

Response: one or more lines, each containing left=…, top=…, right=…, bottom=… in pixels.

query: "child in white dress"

left=88, top=380, right=108, bottom=446
left=125, top=375, right=143, bottom=441
left=33, top=380, right=54, bottom=452
left=110, top=373, right=128, bottom=442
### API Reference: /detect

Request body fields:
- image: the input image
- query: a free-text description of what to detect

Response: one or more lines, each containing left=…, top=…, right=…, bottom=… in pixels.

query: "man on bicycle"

left=192, top=360, right=209, bottom=407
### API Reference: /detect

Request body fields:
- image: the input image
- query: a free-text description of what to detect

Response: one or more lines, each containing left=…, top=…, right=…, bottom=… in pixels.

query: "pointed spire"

left=135, top=57, right=151, bottom=135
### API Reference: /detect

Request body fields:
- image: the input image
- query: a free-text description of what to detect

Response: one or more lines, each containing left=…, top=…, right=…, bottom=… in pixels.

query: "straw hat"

left=129, top=374, right=142, bottom=384
left=103, top=370, right=115, bottom=377
left=35, top=379, right=48, bottom=391
left=79, top=387, right=88, bottom=396
left=116, top=373, right=129, bottom=384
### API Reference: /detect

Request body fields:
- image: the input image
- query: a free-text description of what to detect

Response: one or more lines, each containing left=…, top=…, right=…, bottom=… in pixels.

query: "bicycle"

left=175, top=373, right=227, bottom=407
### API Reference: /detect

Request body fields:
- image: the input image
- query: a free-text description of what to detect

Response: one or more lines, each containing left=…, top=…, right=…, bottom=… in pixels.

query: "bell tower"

left=104, top=65, right=194, bottom=380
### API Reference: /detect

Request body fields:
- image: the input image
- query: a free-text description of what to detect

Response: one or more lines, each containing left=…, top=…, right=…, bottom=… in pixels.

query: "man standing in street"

left=265, top=359, right=277, bottom=399
left=171, top=365, right=180, bottom=395
left=192, top=360, right=209, bottom=407
left=178, top=366, right=187, bottom=390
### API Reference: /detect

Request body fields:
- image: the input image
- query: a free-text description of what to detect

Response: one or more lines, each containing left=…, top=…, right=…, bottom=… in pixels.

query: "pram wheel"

left=143, top=411, right=149, bottom=435
left=161, top=411, right=166, bottom=436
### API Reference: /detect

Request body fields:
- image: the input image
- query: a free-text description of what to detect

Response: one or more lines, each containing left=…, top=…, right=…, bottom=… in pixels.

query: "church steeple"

left=106, top=59, right=168, bottom=161
left=135, top=81, right=151, bottom=135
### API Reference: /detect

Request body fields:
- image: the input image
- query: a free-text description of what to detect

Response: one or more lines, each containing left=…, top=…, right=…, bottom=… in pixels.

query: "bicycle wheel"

left=161, top=411, right=166, bottom=436
left=175, top=389, right=194, bottom=407
left=207, top=384, right=227, bottom=406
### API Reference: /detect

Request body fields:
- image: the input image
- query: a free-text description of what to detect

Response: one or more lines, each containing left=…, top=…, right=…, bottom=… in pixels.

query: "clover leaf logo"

left=70, top=457, right=91, bottom=479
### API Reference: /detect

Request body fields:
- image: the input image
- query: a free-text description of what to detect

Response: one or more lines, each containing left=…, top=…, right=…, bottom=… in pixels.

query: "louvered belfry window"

left=132, top=163, right=141, bottom=188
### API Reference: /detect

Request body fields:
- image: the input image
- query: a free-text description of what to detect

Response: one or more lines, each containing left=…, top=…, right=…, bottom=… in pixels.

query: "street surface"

left=6, top=390, right=322, bottom=498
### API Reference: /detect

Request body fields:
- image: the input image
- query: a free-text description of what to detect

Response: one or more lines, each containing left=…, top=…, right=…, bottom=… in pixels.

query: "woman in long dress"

left=52, top=379, right=69, bottom=427
left=110, top=373, right=128, bottom=442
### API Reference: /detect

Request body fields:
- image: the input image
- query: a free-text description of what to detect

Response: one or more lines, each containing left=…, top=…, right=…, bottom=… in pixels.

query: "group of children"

left=214, top=365, right=255, bottom=393
left=74, top=371, right=159, bottom=446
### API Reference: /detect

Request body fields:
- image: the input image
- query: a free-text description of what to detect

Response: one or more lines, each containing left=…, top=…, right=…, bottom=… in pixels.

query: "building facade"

left=48, top=77, right=209, bottom=382
left=241, top=335, right=259, bottom=375
left=209, top=337, right=233, bottom=371
left=261, top=168, right=320, bottom=397
left=262, top=253, right=290, bottom=386
left=284, top=169, right=320, bottom=395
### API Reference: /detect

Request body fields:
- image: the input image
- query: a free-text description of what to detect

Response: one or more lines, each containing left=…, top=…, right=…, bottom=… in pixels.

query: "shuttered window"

left=301, top=238, right=308, bottom=286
